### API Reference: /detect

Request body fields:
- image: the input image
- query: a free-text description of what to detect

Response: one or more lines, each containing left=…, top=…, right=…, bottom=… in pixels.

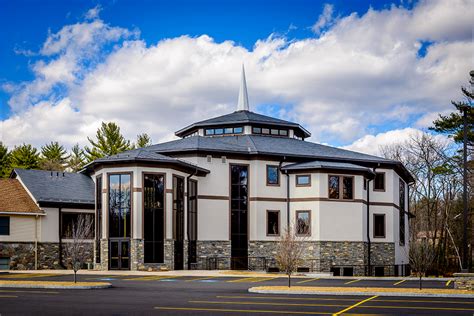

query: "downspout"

left=278, top=157, right=289, bottom=231
left=186, top=168, right=198, bottom=270
left=366, top=176, right=372, bottom=276
left=58, top=207, right=65, bottom=269
left=35, top=214, right=38, bottom=270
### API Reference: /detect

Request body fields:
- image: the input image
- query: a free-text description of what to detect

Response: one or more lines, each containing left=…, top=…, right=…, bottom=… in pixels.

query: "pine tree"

left=84, top=122, right=131, bottom=161
left=68, top=144, right=86, bottom=172
left=430, top=73, right=474, bottom=149
left=10, top=144, right=40, bottom=170
left=40, top=141, right=69, bottom=171
left=136, top=133, right=152, bottom=148
left=0, top=142, right=11, bottom=178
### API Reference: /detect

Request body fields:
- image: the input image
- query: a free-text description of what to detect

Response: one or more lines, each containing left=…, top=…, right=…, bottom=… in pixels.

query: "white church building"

left=0, top=69, right=413, bottom=276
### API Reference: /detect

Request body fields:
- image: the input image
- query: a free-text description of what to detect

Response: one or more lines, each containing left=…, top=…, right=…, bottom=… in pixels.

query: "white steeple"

left=237, top=64, right=250, bottom=111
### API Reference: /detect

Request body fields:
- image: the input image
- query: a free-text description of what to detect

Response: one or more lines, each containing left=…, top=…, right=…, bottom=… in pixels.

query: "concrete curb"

left=248, top=287, right=474, bottom=298
left=0, top=283, right=112, bottom=290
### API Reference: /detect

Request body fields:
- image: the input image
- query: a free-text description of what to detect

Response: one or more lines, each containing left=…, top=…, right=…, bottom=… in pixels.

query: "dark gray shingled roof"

left=13, top=168, right=94, bottom=206
left=175, top=110, right=311, bottom=138
left=82, top=148, right=209, bottom=175
left=147, top=135, right=414, bottom=182
left=282, top=160, right=375, bottom=175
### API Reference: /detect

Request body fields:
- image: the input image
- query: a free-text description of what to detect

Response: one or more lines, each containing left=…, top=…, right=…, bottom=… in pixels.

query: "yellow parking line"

left=364, top=304, right=474, bottom=312
left=333, top=295, right=378, bottom=315
left=155, top=306, right=331, bottom=314
left=393, top=279, right=406, bottom=286
left=446, top=280, right=452, bottom=286
left=185, top=276, right=217, bottom=282
left=189, top=300, right=346, bottom=308
left=228, top=277, right=275, bottom=283
left=0, top=274, right=54, bottom=279
left=297, top=278, right=320, bottom=284
left=344, top=279, right=361, bottom=285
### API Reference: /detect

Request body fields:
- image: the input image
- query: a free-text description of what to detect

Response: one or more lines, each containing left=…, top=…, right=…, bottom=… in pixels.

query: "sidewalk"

left=3, top=269, right=454, bottom=281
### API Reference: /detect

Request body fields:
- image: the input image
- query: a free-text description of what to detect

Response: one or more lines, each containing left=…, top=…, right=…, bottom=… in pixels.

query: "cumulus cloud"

left=1, top=0, right=472, bottom=153
left=312, top=3, right=334, bottom=35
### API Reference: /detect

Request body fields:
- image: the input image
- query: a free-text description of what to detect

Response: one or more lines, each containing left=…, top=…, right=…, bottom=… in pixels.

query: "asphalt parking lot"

left=0, top=273, right=472, bottom=315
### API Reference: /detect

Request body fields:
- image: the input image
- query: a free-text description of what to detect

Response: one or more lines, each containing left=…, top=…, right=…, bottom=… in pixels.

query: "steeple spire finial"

left=237, top=64, right=250, bottom=111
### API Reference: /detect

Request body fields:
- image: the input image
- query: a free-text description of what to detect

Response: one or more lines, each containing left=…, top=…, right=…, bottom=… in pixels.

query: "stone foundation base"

left=0, top=242, right=93, bottom=270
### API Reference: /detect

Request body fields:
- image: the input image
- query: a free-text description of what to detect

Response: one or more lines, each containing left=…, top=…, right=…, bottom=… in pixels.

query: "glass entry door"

left=109, top=239, right=130, bottom=270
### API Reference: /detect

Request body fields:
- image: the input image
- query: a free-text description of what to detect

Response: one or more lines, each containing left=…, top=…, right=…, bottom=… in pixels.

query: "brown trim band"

left=248, top=196, right=400, bottom=209
left=249, top=197, right=287, bottom=202
left=132, top=187, right=142, bottom=192
left=165, top=189, right=173, bottom=194
left=198, top=195, right=230, bottom=200
left=101, top=189, right=107, bottom=193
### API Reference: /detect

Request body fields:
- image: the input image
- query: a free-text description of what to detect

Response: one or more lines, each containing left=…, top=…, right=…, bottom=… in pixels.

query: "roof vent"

left=221, top=156, right=227, bottom=164
left=207, top=155, right=212, bottom=163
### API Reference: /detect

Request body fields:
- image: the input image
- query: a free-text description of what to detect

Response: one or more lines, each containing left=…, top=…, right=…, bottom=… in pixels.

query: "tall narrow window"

left=342, top=177, right=353, bottom=199
left=108, top=174, right=131, bottom=238
left=296, top=211, right=311, bottom=236
left=0, top=217, right=10, bottom=235
left=374, top=173, right=385, bottom=191
left=230, top=165, right=249, bottom=270
left=373, top=214, right=386, bottom=238
left=266, top=210, right=280, bottom=236
left=96, top=176, right=102, bottom=263
left=399, top=179, right=406, bottom=245
left=328, top=176, right=340, bottom=199
left=144, top=174, right=165, bottom=263
left=266, top=165, right=279, bottom=186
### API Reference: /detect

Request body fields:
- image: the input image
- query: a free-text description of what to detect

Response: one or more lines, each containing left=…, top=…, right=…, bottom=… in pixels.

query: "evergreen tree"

left=84, top=122, right=131, bottom=161
left=40, top=141, right=69, bottom=171
left=0, top=142, right=11, bottom=178
left=10, top=144, right=40, bottom=170
left=68, top=144, right=86, bottom=172
left=136, top=133, right=152, bottom=148
left=430, top=73, right=474, bottom=149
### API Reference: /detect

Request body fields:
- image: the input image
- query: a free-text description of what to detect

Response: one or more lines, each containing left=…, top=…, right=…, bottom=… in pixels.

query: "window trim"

left=266, top=165, right=280, bottom=186
left=328, top=175, right=355, bottom=200
left=295, top=210, right=311, bottom=236
left=0, top=216, right=10, bottom=236
left=106, top=171, right=133, bottom=239
left=296, top=174, right=311, bottom=187
left=266, top=210, right=280, bottom=236
left=373, top=213, right=386, bottom=238
left=374, top=172, right=386, bottom=192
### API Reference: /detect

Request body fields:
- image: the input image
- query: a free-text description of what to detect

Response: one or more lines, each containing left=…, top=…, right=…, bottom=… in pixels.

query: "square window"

left=267, top=210, right=280, bottom=236
left=373, top=214, right=385, bottom=238
left=342, top=177, right=353, bottom=199
left=266, top=165, right=279, bottom=185
left=296, top=211, right=311, bottom=236
left=262, top=128, right=270, bottom=134
left=296, top=175, right=311, bottom=186
left=0, top=217, right=10, bottom=235
left=271, top=129, right=279, bottom=135
left=279, top=130, right=288, bottom=136
left=374, top=173, right=385, bottom=191
left=252, top=127, right=261, bottom=134
left=205, top=129, right=214, bottom=135
left=214, top=128, right=223, bottom=135
left=224, top=128, right=233, bottom=134
left=328, top=176, right=340, bottom=199
left=234, top=127, right=243, bottom=134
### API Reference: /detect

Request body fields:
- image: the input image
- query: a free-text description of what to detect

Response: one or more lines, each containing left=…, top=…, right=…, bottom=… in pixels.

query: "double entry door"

left=109, top=239, right=130, bottom=270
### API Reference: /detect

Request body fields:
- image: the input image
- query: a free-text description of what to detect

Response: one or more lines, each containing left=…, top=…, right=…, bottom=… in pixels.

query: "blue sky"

left=0, top=0, right=471, bottom=153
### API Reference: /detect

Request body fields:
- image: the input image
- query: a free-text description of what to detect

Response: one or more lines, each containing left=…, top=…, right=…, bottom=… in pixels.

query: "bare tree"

left=408, top=238, right=436, bottom=290
left=275, top=220, right=309, bottom=288
left=63, top=214, right=94, bottom=283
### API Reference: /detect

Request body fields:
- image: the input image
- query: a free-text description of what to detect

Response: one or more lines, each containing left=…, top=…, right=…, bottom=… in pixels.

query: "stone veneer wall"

left=0, top=242, right=93, bottom=270
left=196, top=241, right=231, bottom=270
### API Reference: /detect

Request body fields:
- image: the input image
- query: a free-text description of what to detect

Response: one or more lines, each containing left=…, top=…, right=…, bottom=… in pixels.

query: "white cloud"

left=85, top=5, right=102, bottom=20
left=1, top=0, right=472, bottom=153
left=312, top=3, right=334, bottom=35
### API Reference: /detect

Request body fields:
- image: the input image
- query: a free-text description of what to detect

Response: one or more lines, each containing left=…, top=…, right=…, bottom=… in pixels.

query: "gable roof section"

left=81, top=148, right=209, bottom=176
left=12, top=169, right=94, bottom=207
left=175, top=110, right=311, bottom=138
left=0, top=179, right=43, bottom=215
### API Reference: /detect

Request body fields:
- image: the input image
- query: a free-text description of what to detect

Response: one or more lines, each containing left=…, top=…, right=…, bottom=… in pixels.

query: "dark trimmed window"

left=329, top=176, right=353, bottom=200
left=108, top=173, right=131, bottom=238
left=279, top=130, right=288, bottom=136
left=266, top=210, right=280, bottom=236
left=61, top=213, right=94, bottom=239
left=266, top=165, right=279, bottom=186
left=262, top=128, right=270, bottom=134
left=374, top=173, right=385, bottom=191
left=205, top=127, right=243, bottom=136
left=95, top=176, right=102, bottom=263
left=296, top=175, right=311, bottom=186
left=252, top=127, right=288, bottom=137
left=296, top=211, right=311, bottom=236
left=374, top=214, right=385, bottom=238
left=399, top=179, right=406, bottom=245
left=0, top=217, right=10, bottom=235
left=144, top=174, right=165, bottom=263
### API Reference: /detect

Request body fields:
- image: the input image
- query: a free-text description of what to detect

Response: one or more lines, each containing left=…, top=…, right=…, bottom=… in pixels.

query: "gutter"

left=0, top=212, right=45, bottom=216
left=366, top=176, right=373, bottom=276
left=278, top=157, right=290, bottom=230
left=58, top=207, right=65, bottom=269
